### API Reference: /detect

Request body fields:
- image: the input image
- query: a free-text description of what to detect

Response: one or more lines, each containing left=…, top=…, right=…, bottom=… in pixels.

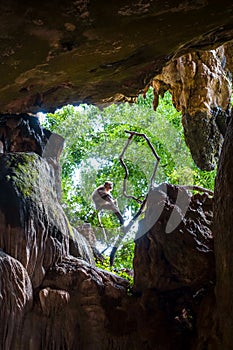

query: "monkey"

left=92, top=181, right=124, bottom=226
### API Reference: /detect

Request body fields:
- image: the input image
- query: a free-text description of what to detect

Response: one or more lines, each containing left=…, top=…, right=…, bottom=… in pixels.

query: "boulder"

left=134, top=183, right=215, bottom=292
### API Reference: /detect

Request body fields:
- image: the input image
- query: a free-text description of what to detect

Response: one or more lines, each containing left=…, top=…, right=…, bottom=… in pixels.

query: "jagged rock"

left=0, top=113, right=52, bottom=155
left=0, top=113, right=65, bottom=199
left=191, top=290, right=219, bottom=350
left=0, top=152, right=93, bottom=288
left=134, top=183, right=214, bottom=292
left=152, top=47, right=232, bottom=170
left=224, top=42, right=233, bottom=73
left=75, top=222, right=104, bottom=261
left=131, top=183, right=218, bottom=349
left=0, top=250, right=33, bottom=349
left=28, top=257, right=136, bottom=350
left=39, top=287, right=70, bottom=317
left=77, top=222, right=97, bottom=248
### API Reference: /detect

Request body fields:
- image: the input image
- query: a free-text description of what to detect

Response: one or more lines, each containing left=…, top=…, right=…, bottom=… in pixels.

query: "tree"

left=43, top=90, right=216, bottom=275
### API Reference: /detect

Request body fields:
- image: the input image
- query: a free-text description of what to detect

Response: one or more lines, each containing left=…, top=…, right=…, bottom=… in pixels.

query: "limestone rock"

left=39, top=287, right=70, bottom=317
left=134, top=183, right=214, bottom=292
left=0, top=113, right=52, bottom=155
left=32, top=257, right=135, bottom=350
left=69, top=226, right=95, bottom=264
left=153, top=47, right=232, bottom=170
left=0, top=113, right=65, bottom=199
left=0, top=1, right=232, bottom=347
left=132, top=183, right=218, bottom=349
left=0, top=250, right=33, bottom=349
left=0, top=152, right=93, bottom=288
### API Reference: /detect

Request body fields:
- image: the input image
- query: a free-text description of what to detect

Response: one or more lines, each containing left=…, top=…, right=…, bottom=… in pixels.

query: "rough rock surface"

left=0, top=1, right=233, bottom=113
left=152, top=46, right=232, bottom=170
left=0, top=250, right=33, bottom=349
left=0, top=115, right=94, bottom=288
left=214, top=111, right=233, bottom=350
left=133, top=184, right=218, bottom=349
left=39, top=258, right=134, bottom=350
left=0, top=113, right=65, bottom=199
left=134, top=183, right=215, bottom=292
left=0, top=2, right=232, bottom=178
left=0, top=151, right=94, bottom=288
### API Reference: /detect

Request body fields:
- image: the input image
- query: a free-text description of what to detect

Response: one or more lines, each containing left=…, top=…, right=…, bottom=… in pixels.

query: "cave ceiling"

left=1, top=0, right=233, bottom=114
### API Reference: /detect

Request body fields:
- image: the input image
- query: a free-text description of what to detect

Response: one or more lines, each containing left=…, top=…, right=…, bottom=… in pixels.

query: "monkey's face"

left=105, top=183, right=113, bottom=191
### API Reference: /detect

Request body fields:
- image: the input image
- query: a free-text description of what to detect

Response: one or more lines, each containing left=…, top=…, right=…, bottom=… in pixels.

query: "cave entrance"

left=39, top=90, right=216, bottom=278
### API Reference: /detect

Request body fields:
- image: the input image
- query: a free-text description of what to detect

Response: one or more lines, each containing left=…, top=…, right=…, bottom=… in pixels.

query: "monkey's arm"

left=97, top=189, right=114, bottom=204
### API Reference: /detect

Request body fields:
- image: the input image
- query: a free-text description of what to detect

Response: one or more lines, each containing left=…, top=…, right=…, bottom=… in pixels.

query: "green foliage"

left=113, top=238, right=135, bottom=270
left=42, top=89, right=216, bottom=279
left=137, top=87, right=154, bottom=109
left=95, top=238, right=134, bottom=284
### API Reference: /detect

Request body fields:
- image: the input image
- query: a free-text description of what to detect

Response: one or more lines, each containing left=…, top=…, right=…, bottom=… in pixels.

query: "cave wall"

left=0, top=1, right=233, bottom=349
left=214, top=111, right=233, bottom=350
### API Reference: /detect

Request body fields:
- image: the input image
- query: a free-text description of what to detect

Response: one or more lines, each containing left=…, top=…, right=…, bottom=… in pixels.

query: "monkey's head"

left=104, top=181, right=113, bottom=191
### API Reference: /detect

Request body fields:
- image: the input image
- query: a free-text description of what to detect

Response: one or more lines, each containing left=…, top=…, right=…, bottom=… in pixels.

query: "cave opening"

left=37, top=89, right=216, bottom=281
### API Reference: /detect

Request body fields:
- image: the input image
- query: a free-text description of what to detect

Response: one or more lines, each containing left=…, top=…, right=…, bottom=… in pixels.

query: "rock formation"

left=134, top=184, right=214, bottom=292
left=0, top=116, right=94, bottom=288
left=0, top=250, right=33, bottom=349
left=0, top=1, right=233, bottom=349
left=214, top=110, right=233, bottom=350
left=152, top=46, right=232, bottom=170
left=133, top=184, right=216, bottom=349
